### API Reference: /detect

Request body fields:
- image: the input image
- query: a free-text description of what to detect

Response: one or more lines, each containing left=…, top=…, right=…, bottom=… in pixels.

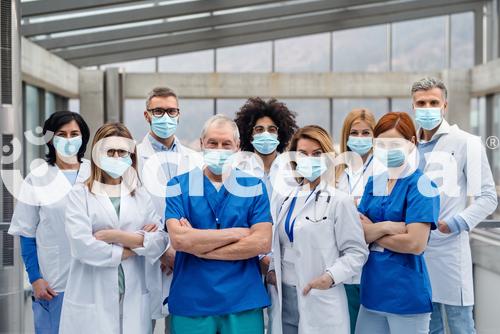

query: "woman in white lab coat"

left=9, top=111, right=91, bottom=334
left=335, top=108, right=376, bottom=334
left=266, top=125, right=369, bottom=334
left=60, top=123, right=168, bottom=334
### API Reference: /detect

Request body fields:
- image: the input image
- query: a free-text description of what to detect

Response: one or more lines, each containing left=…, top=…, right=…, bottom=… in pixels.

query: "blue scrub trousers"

left=429, top=302, right=476, bottom=334
left=355, top=305, right=430, bottom=334
left=31, top=292, right=64, bottom=334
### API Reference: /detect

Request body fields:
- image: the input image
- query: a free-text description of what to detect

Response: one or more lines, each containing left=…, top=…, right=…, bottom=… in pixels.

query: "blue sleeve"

left=249, top=180, right=273, bottom=226
left=357, top=177, right=373, bottom=216
left=165, top=177, right=185, bottom=225
left=19, top=236, right=42, bottom=284
left=405, top=176, right=440, bottom=229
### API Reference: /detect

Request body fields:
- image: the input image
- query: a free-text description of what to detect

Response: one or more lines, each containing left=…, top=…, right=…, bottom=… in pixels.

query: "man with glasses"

left=137, top=87, right=201, bottom=333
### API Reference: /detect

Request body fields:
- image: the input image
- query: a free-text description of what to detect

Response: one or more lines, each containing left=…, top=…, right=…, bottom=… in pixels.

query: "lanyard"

left=284, top=190, right=315, bottom=242
left=347, top=155, right=373, bottom=195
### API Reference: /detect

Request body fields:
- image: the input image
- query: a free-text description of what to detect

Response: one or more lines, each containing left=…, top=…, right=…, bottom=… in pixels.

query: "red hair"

left=373, top=112, right=416, bottom=141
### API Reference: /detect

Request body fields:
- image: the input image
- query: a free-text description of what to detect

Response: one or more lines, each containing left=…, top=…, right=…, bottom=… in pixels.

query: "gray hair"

left=146, top=87, right=178, bottom=108
left=411, top=77, right=448, bottom=100
left=201, top=114, right=240, bottom=143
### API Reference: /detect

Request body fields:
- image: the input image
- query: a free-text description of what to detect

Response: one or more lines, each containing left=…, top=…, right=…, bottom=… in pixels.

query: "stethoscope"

left=281, top=187, right=332, bottom=242
left=305, top=189, right=332, bottom=223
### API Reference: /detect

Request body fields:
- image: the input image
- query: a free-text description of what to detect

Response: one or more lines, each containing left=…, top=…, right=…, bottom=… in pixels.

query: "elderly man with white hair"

left=164, top=114, right=273, bottom=334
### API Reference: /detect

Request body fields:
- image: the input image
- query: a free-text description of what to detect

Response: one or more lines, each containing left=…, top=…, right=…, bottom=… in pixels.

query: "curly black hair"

left=234, top=97, right=298, bottom=153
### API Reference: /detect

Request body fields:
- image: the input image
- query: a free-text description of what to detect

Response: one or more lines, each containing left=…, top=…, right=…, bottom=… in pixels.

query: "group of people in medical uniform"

left=8, top=77, right=497, bottom=334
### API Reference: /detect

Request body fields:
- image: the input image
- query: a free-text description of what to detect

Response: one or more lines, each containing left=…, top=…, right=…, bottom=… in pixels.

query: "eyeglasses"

left=253, top=125, right=279, bottom=135
left=147, top=107, right=180, bottom=118
left=106, top=149, right=131, bottom=158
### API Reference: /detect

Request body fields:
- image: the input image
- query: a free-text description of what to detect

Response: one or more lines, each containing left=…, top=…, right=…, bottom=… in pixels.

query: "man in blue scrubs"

left=165, top=114, right=273, bottom=334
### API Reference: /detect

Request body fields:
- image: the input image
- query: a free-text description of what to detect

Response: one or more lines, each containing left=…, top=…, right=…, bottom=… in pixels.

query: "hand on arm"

left=166, top=218, right=250, bottom=254
left=94, top=229, right=145, bottom=249
left=376, top=222, right=431, bottom=255
left=360, top=213, right=407, bottom=243
left=196, top=222, right=272, bottom=261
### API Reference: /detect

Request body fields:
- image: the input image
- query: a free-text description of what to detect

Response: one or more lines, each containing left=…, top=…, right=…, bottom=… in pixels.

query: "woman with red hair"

left=355, top=112, right=440, bottom=334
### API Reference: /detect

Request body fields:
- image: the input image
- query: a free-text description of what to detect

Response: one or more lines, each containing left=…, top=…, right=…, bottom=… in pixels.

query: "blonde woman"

left=266, top=125, right=368, bottom=334
left=60, top=123, right=168, bottom=334
left=336, top=108, right=376, bottom=333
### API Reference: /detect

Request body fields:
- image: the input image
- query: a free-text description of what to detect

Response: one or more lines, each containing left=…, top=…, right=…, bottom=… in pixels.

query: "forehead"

left=376, top=128, right=404, bottom=139
left=57, top=120, right=80, bottom=132
left=204, top=122, right=236, bottom=141
left=255, top=116, right=276, bottom=126
left=297, top=138, right=322, bottom=151
left=412, top=88, right=445, bottom=101
left=350, top=120, right=371, bottom=130
left=100, top=136, right=134, bottom=151
left=149, top=96, right=178, bottom=108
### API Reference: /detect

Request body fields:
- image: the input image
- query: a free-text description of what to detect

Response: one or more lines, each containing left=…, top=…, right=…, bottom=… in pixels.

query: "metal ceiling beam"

left=20, top=0, right=281, bottom=37
left=71, top=1, right=483, bottom=66
left=21, top=0, right=139, bottom=17
left=60, top=0, right=484, bottom=62
left=37, top=0, right=391, bottom=50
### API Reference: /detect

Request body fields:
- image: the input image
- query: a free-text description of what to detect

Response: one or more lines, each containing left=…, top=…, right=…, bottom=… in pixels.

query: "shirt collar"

left=147, top=133, right=179, bottom=153
left=418, top=119, right=450, bottom=144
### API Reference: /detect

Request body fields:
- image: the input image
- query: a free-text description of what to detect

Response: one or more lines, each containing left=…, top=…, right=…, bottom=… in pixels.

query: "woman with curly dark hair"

left=235, top=97, right=298, bottom=186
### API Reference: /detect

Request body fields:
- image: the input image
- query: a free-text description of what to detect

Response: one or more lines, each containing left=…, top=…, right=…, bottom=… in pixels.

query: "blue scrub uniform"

left=356, top=170, right=439, bottom=333
left=165, top=168, right=272, bottom=320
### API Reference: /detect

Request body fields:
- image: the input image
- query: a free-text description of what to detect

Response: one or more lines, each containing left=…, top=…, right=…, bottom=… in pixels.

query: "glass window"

left=333, top=25, right=389, bottom=72
left=177, top=99, right=214, bottom=149
left=332, top=99, right=389, bottom=143
left=392, top=16, right=447, bottom=71
left=216, top=99, right=248, bottom=119
left=45, top=92, right=56, bottom=119
left=101, top=58, right=156, bottom=73
left=216, top=42, right=272, bottom=72
left=391, top=98, right=413, bottom=114
left=123, top=99, right=149, bottom=142
left=281, top=98, right=331, bottom=133
left=470, top=97, right=486, bottom=137
left=24, top=84, right=44, bottom=171
left=451, top=12, right=474, bottom=69
left=158, top=50, right=214, bottom=72
left=275, top=33, right=330, bottom=72
left=493, top=94, right=500, bottom=219
left=69, top=99, right=80, bottom=113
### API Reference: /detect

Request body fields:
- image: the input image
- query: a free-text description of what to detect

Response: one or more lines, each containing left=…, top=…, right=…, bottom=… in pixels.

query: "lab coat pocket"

left=37, top=244, right=60, bottom=285
left=305, top=288, right=343, bottom=327
left=306, top=219, right=334, bottom=249
left=62, top=299, right=97, bottom=333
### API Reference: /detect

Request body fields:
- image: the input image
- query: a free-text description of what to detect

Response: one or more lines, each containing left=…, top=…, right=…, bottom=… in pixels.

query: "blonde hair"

left=288, top=125, right=336, bottom=185
left=86, top=123, right=138, bottom=195
left=336, top=109, right=376, bottom=182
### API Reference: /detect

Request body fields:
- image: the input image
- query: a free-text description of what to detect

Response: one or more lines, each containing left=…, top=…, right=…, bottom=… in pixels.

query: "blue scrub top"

left=165, top=168, right=273, bottom=317
left=358, top=169, right=439, bottom=315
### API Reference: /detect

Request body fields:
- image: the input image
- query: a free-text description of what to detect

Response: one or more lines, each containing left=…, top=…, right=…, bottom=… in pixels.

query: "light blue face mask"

left=375, top=148, right=406, bottom=168
left=347, top=136, right=373, bottom=156
left=203, top=149, right=233, bottom=175
left=296, top=156, right=327, bottom=182
left=415, top=107, right=442, bottom=131
left=99, top=156, right=132, bottom=179
left=151, top=115, right=178, bottom=139
left=252, top=132, right=279, bottom=155
left=53, top=136, right=82, bottom=157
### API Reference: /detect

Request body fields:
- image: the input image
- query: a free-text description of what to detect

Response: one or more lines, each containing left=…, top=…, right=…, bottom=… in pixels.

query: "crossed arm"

left=166, top=218, right=272, bottom=261
left=360, top=214, right=431, bottom=255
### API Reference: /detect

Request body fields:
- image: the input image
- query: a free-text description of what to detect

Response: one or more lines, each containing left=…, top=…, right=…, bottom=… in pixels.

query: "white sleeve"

left=65, top=185, right=123, bottom=267
left=326, top=196, right=369, bottom=285
left=8, top=175, right=40, bottom=238
left=131, top=192, right=169, bottom=263
left=461, top=137, right=498, bottom=230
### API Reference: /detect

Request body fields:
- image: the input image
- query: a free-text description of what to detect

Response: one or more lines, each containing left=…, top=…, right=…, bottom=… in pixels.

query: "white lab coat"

left=268, top=184, right=369, bottom=334
left=8, top=160, right=91, bottom=292
left=59, top=182, right=168, bottom=334
left=136, top=134, right=203, bottom=319
left=421, top=120, right=497, bottom=306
